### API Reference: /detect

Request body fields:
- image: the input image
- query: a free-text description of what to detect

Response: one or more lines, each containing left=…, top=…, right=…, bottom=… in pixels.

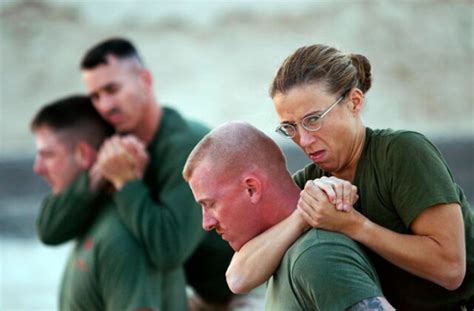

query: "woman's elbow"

left=440, top=258, right=466, bottom=290
left=225, top=272, right=250, bottom=294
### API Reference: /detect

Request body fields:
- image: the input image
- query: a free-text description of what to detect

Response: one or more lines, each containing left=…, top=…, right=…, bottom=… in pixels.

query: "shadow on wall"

left=0, top=138, right=472, bottom=237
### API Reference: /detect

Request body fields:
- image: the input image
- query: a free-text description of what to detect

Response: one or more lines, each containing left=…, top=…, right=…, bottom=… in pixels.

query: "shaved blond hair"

left=183, top=121, right=289, bottom=181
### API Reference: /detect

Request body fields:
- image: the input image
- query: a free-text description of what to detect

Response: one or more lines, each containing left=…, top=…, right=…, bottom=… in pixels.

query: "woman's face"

left=273, top=83, right=364, bottom=176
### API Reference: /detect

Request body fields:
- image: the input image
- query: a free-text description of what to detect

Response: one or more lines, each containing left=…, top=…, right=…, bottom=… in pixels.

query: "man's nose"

left=33, top=157, right=44, bottom=175
left=202, top=209, right=218, bottom=231
left=95, top=94, right=115, bottom=114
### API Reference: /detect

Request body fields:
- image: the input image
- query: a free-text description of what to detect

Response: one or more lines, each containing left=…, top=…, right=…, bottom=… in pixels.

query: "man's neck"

left=133, top=98, right=162, bottom=145
left=262, top=181, right=301, bottom=229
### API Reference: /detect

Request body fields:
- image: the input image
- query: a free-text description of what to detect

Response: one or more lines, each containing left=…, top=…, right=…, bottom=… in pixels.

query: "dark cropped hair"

left=270, top=44, right=372, bottom=98
left=80, top=37, right=143, bottom=69
left=31, top=95, right=114, bottom=149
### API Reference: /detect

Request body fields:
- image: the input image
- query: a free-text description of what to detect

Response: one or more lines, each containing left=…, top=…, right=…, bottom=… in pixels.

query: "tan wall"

left=1, top=1, right=473, bottom=157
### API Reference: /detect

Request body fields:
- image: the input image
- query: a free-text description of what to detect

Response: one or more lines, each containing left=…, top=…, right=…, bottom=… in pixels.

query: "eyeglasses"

left=275, top=94, right=346, bottom=138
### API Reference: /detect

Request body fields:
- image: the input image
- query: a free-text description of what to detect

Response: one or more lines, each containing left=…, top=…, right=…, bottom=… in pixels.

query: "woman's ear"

left=243, top=176, right=262, bottom=204
left=347, top=87, right=364, bottom=113
left=74, top=142, right=97, bottom=170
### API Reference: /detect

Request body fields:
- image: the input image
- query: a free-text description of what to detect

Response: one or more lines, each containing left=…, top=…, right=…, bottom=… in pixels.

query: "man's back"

left=59, top=197, right=186, bottom=311
left=265, top=229, right=382, bottom=311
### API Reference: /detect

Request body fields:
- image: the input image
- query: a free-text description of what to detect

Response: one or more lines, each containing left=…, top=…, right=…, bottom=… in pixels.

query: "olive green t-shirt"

left=53, top=191, right=185, bottom=310
left=293, top=128, right=474, bottom=310
left=265, top=229, right=382, bottom=310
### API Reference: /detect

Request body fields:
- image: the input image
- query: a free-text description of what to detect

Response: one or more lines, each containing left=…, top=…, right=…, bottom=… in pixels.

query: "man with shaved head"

left=36, top=38, right=234, bottom=310
left=183, top=122, right=394, bottom=310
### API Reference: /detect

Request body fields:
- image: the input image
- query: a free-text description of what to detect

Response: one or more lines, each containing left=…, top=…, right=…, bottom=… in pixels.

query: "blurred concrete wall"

left=0, top=1, right=472, bottom=234
left=1, top=0, right=473, bottom=158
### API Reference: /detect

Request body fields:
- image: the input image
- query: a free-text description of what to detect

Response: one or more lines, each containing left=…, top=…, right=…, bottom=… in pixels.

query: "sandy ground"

left=1, top=238, right=70, bottom=310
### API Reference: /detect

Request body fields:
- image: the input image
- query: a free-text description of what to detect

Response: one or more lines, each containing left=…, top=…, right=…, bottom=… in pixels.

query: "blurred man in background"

left=36, top=38, right=234, bottom=310
left=32, top=95, right=172, bottom=310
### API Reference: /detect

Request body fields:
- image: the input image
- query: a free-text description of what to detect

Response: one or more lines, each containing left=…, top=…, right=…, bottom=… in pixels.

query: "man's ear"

left=347, top=87, right=365, bottom=113
left=74, top=142, right=97, bottom=170
left=243, top=176, right=262, bottom=204
left=141, top=69, right=153, bottom=90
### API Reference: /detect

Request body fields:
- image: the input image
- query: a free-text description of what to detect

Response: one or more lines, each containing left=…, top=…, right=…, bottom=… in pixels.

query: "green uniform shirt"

left=293, top=128, right=474, bottom=310
left=113, top=108, right=233, bottom=302
left=36, top=107, right=233, bottom=305
left=41, top=174, right=181, bottom=311
left=265, top=229, right=382, bottom=311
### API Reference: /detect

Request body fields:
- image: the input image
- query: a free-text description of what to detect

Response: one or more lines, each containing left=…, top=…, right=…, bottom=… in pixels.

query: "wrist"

left=110, top=173, right=138, bottom=191
left=292, top=209, right=311, bottom=232
left=112, top=176, right=135, bottom=190
left=346, top=212, right=369, bottom=242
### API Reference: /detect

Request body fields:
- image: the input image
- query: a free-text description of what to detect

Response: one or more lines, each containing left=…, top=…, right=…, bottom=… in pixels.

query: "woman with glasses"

left=226, top=44, right=473, bottom=310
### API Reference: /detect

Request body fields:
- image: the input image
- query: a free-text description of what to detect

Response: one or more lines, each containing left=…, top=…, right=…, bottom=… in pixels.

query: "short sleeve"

left=386, top=132, right=460, bottom=227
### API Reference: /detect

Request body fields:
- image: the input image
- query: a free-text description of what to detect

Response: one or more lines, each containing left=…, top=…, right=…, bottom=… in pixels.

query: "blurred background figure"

left=0, top=1, right=472, bottom=310
left=37, top=37, right=235, bottom=310
left=31, top=95, right=171, bottom=310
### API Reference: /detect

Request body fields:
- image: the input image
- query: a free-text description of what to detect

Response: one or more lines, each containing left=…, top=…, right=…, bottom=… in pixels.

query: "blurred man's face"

left=33, top=126, right=83, bottom=194
left=188, top=162, right=263, bottom=251
left=82, top=56, right=149, bottom=134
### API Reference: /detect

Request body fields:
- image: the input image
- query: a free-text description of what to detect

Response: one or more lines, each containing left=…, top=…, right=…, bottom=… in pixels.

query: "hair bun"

left=349, top=54, right=372, bottom=93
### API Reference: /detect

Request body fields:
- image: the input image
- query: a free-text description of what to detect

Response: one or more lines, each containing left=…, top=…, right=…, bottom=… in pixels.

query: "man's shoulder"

left=152, top=107, right=209, bottom=150
left=286, top=229, right=370, bottom=271
left=285, top=230, right=381, bottom=299
left=290, top=229, right=360, bottom=254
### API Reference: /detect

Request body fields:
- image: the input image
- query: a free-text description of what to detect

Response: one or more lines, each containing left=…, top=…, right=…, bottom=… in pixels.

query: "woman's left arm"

left=299, top=181, right=466, bottom=290
left=226, top=209, right=309, bottom=293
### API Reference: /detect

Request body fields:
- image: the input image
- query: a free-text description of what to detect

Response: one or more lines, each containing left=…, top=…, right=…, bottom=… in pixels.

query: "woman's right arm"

left=225, top=209, right=309, bottom=293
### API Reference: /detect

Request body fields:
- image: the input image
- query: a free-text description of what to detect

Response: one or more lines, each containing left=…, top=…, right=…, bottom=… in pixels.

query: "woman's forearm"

left=347, top=203, right=466, bottom=290
left=225, top=209, right=309, bottom=293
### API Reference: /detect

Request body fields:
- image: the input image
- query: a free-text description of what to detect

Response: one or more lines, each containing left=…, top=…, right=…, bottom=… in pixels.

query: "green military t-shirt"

left=44, top=177, right=185, bottom=310
left=293, top=128, right=474, bottom=310
left=113, top=108, right=234, bottom=302
left=265, top=229, right=382, bottom=311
